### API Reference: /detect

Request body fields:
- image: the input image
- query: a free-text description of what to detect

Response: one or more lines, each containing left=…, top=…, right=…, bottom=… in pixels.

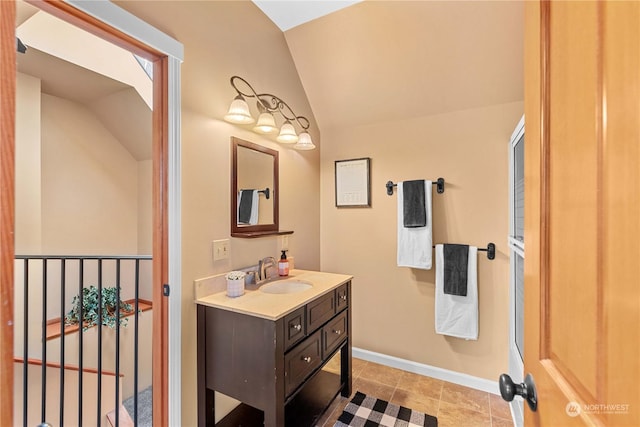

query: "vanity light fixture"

left=224, top=75, right=315, bottom=150
left=293, top=132, right=316, bottom=150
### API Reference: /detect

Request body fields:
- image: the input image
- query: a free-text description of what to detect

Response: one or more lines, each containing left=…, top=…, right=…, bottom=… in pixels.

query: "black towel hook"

left=481, top=243, right=496, bottom=260
left=386, top=178, right=445, bottom=195
left=240, top=187, right=270, bottom=200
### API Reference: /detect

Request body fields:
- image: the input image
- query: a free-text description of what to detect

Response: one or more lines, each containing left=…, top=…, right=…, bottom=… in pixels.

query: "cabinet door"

left=284, top=330, right=322, bottom=396
left=322, top=310, right=347, bottom=359
left=336, top=283, right=349, bottom=312
left=284, top=307, right=306, bottom=350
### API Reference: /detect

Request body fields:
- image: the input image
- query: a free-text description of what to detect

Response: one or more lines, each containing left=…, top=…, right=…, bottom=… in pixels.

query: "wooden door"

left=524, top=1, right=640, bottom=426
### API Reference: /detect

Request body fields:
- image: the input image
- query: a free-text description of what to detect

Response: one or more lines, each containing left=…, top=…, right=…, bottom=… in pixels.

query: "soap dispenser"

left=278, top=250, right=289, bottom=276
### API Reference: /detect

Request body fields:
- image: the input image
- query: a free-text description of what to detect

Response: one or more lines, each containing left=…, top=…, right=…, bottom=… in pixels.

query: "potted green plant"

left=65, top=285, right=133, bottom=330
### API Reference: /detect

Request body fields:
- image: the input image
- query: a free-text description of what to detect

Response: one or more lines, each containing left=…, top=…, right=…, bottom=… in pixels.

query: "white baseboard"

left=352, top=347, right=500, bottom=395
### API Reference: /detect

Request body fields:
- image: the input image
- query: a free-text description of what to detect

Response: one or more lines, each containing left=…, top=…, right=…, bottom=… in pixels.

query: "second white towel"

left=435, top=244, right=478, bottom=340
left=397, top=180, right=432, bottom=269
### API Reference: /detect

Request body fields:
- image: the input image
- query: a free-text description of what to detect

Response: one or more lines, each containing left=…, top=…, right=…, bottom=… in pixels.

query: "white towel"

left=397, top=180, right=432, bottom=269
left=249, top=190, right=259, bottom=225
left=435, top=244, right=478, bottom=340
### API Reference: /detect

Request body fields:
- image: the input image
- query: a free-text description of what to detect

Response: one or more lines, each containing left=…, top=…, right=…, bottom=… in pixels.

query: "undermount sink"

left=259, top=279, right=313, bottom=294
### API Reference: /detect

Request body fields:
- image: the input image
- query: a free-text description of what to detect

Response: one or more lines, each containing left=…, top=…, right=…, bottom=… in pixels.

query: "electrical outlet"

left=280, top=235, right=289, bottom=251
left=213, top=239, right=230, bottom=261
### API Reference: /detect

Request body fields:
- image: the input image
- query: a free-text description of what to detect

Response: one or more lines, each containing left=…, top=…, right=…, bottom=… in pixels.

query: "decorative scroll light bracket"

left=224, top=76, right=315, bottom=150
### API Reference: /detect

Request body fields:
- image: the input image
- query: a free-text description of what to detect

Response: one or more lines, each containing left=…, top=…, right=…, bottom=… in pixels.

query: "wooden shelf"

left=46, top=299, right=152, bottom=340
left=216, top=403, right=263, bottom=427
left=231, top=230, right=294, bottom=238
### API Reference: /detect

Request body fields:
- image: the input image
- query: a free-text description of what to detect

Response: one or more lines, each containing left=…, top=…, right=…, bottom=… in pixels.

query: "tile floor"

left=316, top=357, right=514, bottom=427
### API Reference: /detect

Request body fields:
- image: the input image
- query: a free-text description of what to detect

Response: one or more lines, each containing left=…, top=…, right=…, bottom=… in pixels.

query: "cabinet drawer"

left=284, top=307, right=306, bottom=350
left=322, top=310, right=347, bottom=359
left=284, top=330, right=322, bottom=396
left=307, top=291, right=336, bottom=332
left=336, top=282, right=349, bottom=311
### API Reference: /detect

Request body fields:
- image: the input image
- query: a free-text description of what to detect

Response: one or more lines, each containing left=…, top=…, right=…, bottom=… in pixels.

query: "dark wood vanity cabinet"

left=197, top=281, right=352, bottom=427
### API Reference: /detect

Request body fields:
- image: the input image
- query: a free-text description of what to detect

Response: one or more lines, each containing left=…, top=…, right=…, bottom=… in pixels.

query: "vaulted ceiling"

left=281, top=1, right=524, bottom=130
left=15, top=0, right=152, bottom=161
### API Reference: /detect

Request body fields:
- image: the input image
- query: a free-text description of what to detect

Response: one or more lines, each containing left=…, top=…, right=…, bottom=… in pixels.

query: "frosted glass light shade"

left=253, top=112, right=278, bottom=134
left=276, top=121, right=298, bottom=143
left=293, top=132, right=316, bottom=150
left=224, top=95, right=254, bottom=124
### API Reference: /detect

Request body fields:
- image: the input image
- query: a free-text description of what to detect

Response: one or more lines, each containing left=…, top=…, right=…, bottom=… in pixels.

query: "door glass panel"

left=515, top=253, right=525, bottom=359
left=513, top=135, right=525, bottom=242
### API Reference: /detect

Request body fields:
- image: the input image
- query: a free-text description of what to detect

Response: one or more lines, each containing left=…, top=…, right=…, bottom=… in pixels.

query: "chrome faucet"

left=258, top=256, right=277, bottom=283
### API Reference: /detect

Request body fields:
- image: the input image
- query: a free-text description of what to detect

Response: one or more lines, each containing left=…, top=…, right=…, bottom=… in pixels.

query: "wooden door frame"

left=0, top=1, right=17, bottom=423
left=0, top=1, right=183, bottom=425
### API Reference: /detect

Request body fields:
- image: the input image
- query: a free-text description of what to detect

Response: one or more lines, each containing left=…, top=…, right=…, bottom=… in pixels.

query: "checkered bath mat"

left=334, top=391, right=438, bottom=427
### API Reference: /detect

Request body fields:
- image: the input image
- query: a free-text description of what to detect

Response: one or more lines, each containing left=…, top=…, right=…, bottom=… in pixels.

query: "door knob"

left=499, top=373, right=538, bottom=412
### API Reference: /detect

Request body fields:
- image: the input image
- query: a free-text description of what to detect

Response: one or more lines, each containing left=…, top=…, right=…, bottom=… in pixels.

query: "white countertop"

left=194, top=269, right=352, bottom=320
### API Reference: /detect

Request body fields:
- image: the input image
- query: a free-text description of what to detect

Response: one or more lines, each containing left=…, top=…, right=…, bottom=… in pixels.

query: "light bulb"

left=224, top=95, right=254, bottom=124
left=277, top=121, right=298, bottom=143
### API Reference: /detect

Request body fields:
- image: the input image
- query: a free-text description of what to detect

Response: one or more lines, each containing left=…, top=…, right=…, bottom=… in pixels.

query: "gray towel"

left=444, top=244, right=469, bottom=296
left=402, top=180, right=427, bottom=228
left=238, top=190, right=255, bottom=224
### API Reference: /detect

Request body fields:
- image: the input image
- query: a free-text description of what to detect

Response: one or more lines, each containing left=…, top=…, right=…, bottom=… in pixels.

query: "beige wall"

left=320, top=101, right=522, bottom=380
left=138, top=159, right=153, bottom=254
left=41, top=94, right=139, bottom=254
left=16, top=79, right=152, bottom=257
left=15, top=72, right=42, bottom=254
left=113, top=2, right=322, bottom=425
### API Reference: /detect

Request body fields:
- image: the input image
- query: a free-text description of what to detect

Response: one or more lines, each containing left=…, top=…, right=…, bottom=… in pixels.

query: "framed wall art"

left=335, top=157, right=371, bottom=207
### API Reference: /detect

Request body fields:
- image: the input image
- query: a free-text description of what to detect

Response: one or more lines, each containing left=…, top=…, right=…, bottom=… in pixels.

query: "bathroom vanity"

left=196, top=270, right=352, bottom=427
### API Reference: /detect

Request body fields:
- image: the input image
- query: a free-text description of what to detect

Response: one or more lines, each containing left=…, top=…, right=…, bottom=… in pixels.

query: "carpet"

left=122, top=386, right=153, bottom=427
left=334, top=391, right=438, bottom=427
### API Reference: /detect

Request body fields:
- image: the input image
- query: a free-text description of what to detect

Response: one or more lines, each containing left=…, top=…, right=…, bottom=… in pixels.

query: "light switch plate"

left=213, top=239, right=230, bottom=261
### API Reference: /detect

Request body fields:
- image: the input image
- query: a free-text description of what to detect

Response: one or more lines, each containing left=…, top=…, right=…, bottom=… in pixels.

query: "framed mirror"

left=231, top=137, right=289, bottom=237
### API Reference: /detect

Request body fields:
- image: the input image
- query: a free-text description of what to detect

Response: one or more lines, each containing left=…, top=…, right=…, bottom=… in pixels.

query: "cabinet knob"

left=340, top=295, right=347, bottom=301
left=333, top=329, right=342, bottom=335
left=291, top=324, right=302, bottom=331
left=302, top=356, right=312, bottom=363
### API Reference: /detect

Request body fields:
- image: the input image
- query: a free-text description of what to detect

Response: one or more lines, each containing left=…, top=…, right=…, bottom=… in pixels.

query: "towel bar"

left=386, top=178, right=445, bottom=195
left=240, top=187, right=270, bottom=200
left=433, top=243, right=495, bottom=260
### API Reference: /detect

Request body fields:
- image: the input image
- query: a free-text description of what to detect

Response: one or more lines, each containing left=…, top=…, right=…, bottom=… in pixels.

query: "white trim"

left=507, top=116, right=525, bottom=427
left=64, top=0, right=184, bottom=60
left=60, top=1, right=184, bottom=424
left=510, top=115, right=525, bottom=146
left=167, top=56, right=182, bottom=427
left=508, top=344, right=525, bottom=427
left=508, top=115, right=525, bottom=246
left=352, top=348, right=499, bottom=395
left=508, top=237, right=525, bottom=257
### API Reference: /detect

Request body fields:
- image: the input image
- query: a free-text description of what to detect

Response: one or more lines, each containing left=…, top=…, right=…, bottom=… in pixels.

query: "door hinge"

left=163, top=284, right=170, bottom=297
